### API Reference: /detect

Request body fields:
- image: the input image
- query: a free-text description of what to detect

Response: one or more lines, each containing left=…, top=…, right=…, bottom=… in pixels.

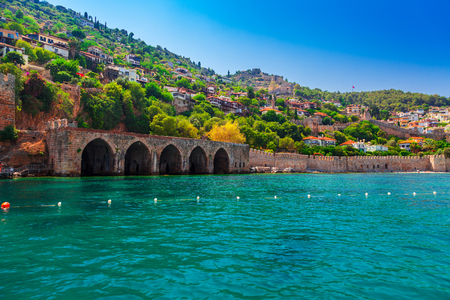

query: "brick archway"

left=213, top=148, right=230, bottom=174
left=80, top=138, right=115, bottom=176
left=124, top=141, right=152, bottom=175
left=189, top=146, right=208, bottom=174
left=159, top=144, right=182, bottom=175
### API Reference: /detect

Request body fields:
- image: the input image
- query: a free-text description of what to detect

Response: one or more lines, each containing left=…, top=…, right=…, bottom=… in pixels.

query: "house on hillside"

left=346, top=105, right=361, bottom=115
left=26, top=33, right=69, bottom=49
left=168, top=87, right=196, bottom=114
left=0, top=43, right=28, bottom=65
left=125, top=54, right=141, bottom=67
left=303, top=136, right=337, bottom=147
left=43, top=44, right=69, bottom=59
left=79, top=19, right=94, bottom=28
left=366, top=145, right=388, bottom=152
left=0, top=29, right=19, bottom=45
left=260, top=107, right=282, bottom=115
left=103, top=65, right=137, bottom=82
left=208, top=96, right=245, bottom=116
left=87, top=46, right=113, bottom=64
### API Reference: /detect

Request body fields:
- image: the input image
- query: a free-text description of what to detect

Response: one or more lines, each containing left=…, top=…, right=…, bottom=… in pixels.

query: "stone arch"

left=125, top=142, right=151, bottom=175
left=214, top=148, right=230, bottom=174
left=81, top=138, right=115, bottom=176
left=189, top=146, right=208, bottom=174
left=159, top=144, right=182, bottom=175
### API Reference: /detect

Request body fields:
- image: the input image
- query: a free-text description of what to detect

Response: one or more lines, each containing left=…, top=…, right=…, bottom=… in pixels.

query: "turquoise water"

left=0, top=174, right=450, bottom=299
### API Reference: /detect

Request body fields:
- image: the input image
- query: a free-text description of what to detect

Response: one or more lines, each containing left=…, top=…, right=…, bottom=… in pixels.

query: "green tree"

left=15, top=40, right=37, bottom=61
left=247, top=86, right=255, bottom=99
left=279, top=137, right=295, bottom=152
left=15, top=9, right=24, bottom=19
left=72, top=29, right=86, bottom=39
left=0, top=125, right=19, bottom=142
left=4, top=52, right=25, bottom=66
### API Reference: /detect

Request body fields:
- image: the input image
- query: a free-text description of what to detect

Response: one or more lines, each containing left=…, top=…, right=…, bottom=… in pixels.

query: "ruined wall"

left=249, top=149, right=307, bottom=172
left=47, top=127, right=249, bottom=176
left=0, top=73, right=15, bottom=130
left=369, top=119, right=447, bottom=140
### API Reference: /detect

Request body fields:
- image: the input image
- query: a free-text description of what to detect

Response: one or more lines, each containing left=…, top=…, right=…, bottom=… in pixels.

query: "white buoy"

left=307, top=194, right=311, bottom=199
left=57, top=202, right=61, bottom=207
left=197, top=196, right=200, bottom=200
left=154, top=198, right=157, bottom=203
left=413, top=192, right=416, bottom=196
left=108, top=199, right=111, bottom=204
left=433, top=191, right=437, bottom=195
left=237, top=196, right=240, bottom=200
left=338, top=194, right=341, bottom=197
left=274, top=196, right=277, bottom=199
left=365, top=193, right=368, bottom=197
left=388, top=192, right=391, bottom=196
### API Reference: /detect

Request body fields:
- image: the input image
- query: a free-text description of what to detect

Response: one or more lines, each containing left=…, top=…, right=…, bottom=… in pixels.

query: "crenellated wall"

left=249, top=149, right=450, bottom=173
left=249, top=149, right=308, bottom=172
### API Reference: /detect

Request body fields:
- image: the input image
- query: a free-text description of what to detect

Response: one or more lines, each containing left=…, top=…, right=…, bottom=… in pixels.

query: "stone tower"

left=0, top=73, right=15, bottom=130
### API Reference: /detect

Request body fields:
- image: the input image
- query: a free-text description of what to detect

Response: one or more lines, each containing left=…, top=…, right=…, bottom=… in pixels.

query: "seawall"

left=249, top=149, right=449, bottom=173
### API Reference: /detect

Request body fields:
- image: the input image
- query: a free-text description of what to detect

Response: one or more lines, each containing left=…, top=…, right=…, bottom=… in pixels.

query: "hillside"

left=0, top=0, right=449, bottom=161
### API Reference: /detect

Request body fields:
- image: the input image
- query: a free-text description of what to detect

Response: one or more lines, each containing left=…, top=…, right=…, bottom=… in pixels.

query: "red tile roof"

left=339, top=140, right=356, bottom=146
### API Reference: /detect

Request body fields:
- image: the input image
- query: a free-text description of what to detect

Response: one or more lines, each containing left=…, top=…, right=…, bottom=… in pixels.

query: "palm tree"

left=410, top=142, right=421, bottom=154
left=423, top=138, right=436, bottom=152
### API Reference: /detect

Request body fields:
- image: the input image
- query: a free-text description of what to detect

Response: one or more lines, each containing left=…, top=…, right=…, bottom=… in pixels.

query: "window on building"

left=8, top=33, right=14, bottom=39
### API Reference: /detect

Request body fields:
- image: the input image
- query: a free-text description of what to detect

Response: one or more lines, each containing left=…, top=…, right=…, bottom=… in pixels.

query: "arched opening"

left=125, top=142, right=151, bottom=175
left=189, top=146, right=207, bottom=174
left=214, top=148, right=229, bottom=174
left=160, top=145, right=182, bottom=175
left=81, top=138, right=114, bottom=176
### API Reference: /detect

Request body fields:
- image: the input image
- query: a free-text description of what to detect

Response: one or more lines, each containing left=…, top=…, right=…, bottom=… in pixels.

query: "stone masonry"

left=47, top=126, right=250, bottom=176
left=0, top=73, right=15, bottom=130
left=249, top=148, right=450, bottom=173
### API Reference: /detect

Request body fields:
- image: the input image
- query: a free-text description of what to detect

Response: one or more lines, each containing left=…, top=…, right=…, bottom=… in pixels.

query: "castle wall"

left=249, top=149, right=449, bottom=173
left=0, top=73, right=16, bottom=130
left=249, top=149, right=307, bottom=172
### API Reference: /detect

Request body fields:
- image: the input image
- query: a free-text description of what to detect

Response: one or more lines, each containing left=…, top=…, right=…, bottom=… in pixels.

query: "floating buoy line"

left=0, top=191, right=445, bottom=210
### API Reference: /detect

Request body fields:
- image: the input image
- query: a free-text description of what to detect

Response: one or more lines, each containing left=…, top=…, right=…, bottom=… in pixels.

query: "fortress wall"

left=306, top=156, right=348, bottom=172
left=249, top=149, right=307, bottom=172
left=249, top=149, right=449, bottom=173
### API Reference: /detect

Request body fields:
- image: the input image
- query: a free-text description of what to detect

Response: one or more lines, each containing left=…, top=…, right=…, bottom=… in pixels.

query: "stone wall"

left=368, top=119, right=446, bottom=140
left=47, top=128, right=249, bottom=176
left=249, top=149, right=307, bottom=172
left=0, top=73, right=15, bottom=130
left=249, top=149, right=450, bottom=173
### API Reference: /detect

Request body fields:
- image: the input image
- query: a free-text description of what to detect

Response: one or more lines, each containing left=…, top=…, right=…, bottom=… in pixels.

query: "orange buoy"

left=1, top=202, right=10, bottom=209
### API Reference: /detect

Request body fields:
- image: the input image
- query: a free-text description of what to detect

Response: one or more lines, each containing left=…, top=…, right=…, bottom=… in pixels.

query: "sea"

left=0, top=174, right=449, bottom=299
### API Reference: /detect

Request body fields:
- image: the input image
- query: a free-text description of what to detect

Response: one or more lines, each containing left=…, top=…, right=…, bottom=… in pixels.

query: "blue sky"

left=52, top=0, right=450, bottom=96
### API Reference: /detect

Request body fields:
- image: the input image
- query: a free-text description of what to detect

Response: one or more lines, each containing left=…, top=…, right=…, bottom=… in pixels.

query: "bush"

left=444, top=148, right=450, bottom=159
left=53, top=71, right=72, bottom=83
left=35, top=48, right=58, bottom=64
left=46, top=58, right=79, bottom=77
left=0, top=125, right=19, bottom=142
left=22, top=73, right=56, bottom=114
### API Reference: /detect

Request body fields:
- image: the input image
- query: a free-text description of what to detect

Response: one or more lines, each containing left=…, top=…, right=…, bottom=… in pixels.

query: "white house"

left=118, top=67, right=137, bottom=82
left=80, top=19, right=94, bottom=28
left=125, top=54, right=141, bottom=67
left=366, top=145, right=389, bottom=152
left=0, top=42, right=28, bottom=65
left=43, top=44, right=69, bottom=59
